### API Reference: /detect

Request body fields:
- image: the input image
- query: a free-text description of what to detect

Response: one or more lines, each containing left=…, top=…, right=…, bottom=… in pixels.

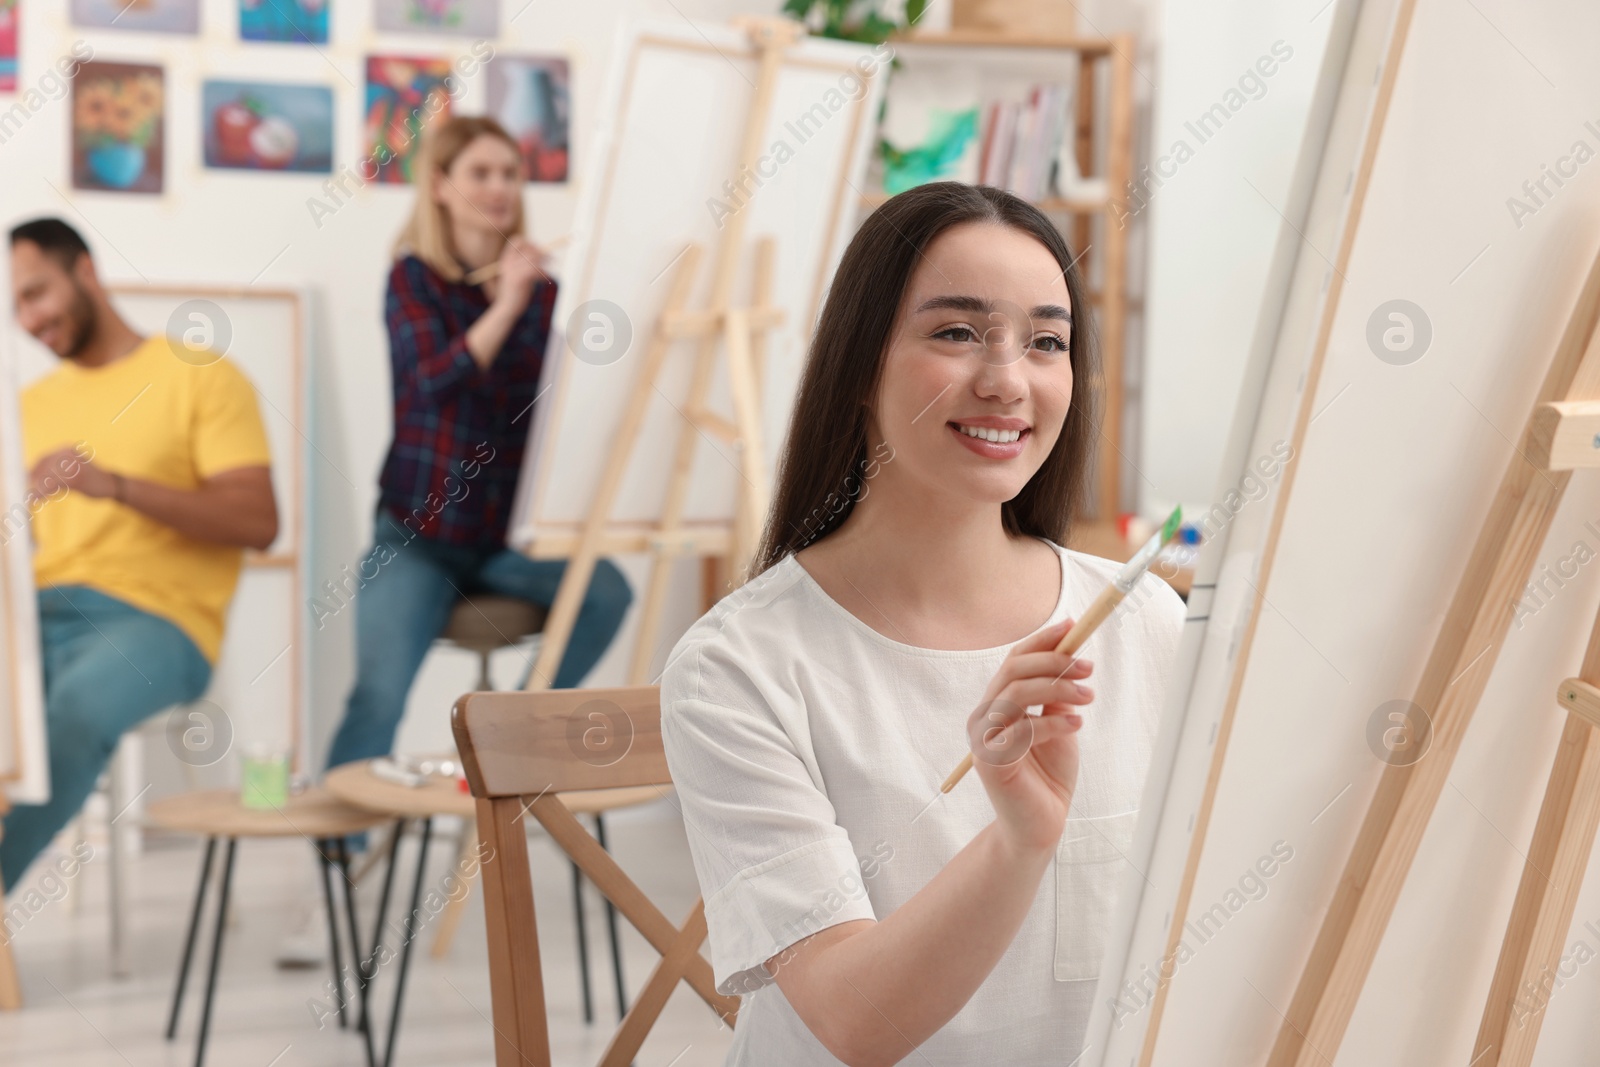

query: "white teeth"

left=957, top=425, right=1022, bottom=444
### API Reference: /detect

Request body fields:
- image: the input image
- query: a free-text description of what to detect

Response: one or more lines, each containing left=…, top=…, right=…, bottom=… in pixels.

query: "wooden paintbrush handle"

left=940, top=583, right=1128, bottom=794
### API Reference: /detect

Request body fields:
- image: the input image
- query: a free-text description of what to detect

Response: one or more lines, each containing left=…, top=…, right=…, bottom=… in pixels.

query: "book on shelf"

left=977, top=82, right=1081, bottom=202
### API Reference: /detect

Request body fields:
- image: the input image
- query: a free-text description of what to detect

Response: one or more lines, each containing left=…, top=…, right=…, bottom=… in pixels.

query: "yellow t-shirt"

left=22, top=337, right=273, bottom=662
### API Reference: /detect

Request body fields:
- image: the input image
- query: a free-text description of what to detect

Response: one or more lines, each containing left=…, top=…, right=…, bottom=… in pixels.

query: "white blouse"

left=660, top=539, right=1186, bottom=1065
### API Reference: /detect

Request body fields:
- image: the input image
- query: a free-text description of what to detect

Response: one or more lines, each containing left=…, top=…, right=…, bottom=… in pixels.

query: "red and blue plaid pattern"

left=377, top=254, right=556, bottom=548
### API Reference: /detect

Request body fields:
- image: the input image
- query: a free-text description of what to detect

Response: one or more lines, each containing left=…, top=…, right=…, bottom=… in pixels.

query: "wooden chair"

left=452, top=685, right=739, bottom=1066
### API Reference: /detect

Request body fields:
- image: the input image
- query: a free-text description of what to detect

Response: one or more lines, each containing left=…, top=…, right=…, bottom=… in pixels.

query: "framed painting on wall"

left=71, top=61, right=164, bottom=194
left=363, top=55, right=453, bottom=184
left=202, top=80, right=333, bottom=172
left=486, top=55, right=569, bottom=183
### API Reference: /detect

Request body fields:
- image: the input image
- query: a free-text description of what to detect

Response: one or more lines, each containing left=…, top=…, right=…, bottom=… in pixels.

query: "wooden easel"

left=1469, top=386, right=1600, bottom=1064
left=1264, top=249, right=1600, bottom=1065
left=519, top=14, right=798, bottom=694
left=0, top=792, right=20, bottom=1010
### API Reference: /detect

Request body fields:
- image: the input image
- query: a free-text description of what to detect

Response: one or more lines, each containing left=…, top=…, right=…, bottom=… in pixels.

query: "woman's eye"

left=933, top=325, right=979, bottom=344
left=1033, top=334, right=1069, bottom=353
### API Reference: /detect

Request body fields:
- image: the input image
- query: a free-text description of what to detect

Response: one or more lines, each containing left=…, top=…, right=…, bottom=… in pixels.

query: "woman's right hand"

left=492, top=236, right=545, bottom=313
left=966, top=617, right=1095, bottom=855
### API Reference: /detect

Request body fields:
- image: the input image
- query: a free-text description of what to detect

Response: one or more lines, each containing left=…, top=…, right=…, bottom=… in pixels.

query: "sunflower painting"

left=363, top=55, right=453, bottom=184
left=72, top=62, right=164, bottom=193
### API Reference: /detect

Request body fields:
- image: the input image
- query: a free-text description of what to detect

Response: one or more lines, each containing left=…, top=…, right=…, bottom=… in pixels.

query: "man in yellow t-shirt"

left=1, top=218, right=277, bottom=892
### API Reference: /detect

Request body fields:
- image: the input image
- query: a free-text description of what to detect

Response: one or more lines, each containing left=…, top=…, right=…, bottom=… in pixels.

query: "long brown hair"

left=752, top=181, right=1099, bottom=576
left=393, top=115, right=525, bottom=282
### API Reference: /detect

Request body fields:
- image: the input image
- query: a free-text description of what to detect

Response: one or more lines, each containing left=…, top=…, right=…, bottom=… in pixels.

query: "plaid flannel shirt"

left=377, top=254, right=556, bottom=548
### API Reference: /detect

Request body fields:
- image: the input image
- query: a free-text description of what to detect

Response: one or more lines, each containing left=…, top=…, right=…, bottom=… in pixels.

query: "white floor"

left=0, top=800, right=735, bottom=1066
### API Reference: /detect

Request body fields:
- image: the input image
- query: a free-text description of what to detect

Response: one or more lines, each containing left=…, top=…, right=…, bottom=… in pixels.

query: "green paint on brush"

left=1115, top=505, right=1185, bottom=593
left=1160, top=505, right=1184, bottom=545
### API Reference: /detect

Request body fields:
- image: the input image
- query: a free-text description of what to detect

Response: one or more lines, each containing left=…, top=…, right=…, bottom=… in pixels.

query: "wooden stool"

left=326, top=761, right=660, bottom=1064
left=438, top=595, right=548, bottom=690
left=146, top=788, right=388, bottom=1067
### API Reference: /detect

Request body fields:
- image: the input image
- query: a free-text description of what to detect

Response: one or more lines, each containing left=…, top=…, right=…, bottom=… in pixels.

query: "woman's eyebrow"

left=915, top=294, right=1073, bottom=324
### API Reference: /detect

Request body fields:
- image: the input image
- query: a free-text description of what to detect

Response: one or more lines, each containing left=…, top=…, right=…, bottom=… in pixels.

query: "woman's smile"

left=948, top=416, right=1032, bottom=459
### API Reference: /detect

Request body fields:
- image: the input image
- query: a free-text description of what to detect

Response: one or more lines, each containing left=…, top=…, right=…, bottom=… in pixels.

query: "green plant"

left=780, top=0, right=926, bottom=44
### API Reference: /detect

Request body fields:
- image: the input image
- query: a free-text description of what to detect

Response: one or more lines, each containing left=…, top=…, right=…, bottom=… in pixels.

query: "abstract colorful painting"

left=202, top=81, right=333, bottom=173
left=72, top=62, right=164, bottom=194
left=486, top=55, right=569, bottom=183
left=239, top=0, right=328, bottom=43
left=364, top=55, right=453, bottom=184
left=374, top=0, right=495, bottom=37
left=0, top=0, right=16, bottom=93
left=70, top=0, right=198, bottom=33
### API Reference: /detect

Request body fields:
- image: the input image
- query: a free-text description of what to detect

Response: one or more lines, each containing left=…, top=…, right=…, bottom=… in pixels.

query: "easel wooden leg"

left=723, top=309, right=769, bottom=584
left=0, top=931, right=20, bottom=1011
left=0, top=794, right=19, bottom=1010
left=1264, top=249, right=1600, bottom=1066
left=430, top=822, right=478, bottom=960
left=1473, top=710, right=1600, bottom=1064
left=523, top=246, right=705, bottom=692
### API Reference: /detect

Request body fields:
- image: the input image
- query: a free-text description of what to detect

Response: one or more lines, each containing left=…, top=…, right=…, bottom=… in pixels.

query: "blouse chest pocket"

left=1054, top=809, right=1140, bottom=982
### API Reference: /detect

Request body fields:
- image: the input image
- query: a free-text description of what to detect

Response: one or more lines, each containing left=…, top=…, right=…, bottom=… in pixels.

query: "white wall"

left=1138, top=0, right=1336, bottom=520
left=0, top=0, right=757, bottom=772
left=1, top=0, right=1326, bottom=773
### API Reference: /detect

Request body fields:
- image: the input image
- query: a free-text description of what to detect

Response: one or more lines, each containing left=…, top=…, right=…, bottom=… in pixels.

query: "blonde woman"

left=325, top=115, right=631, bottom=772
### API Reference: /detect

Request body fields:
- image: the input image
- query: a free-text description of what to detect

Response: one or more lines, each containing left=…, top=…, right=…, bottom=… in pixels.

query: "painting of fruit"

left=202, top=81, right=333, bottom=173
left=72, top=62, right=164, bottom=193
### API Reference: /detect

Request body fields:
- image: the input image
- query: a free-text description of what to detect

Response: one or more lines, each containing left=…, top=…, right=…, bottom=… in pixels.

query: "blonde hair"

left=393, top=115, right=525, bottom=282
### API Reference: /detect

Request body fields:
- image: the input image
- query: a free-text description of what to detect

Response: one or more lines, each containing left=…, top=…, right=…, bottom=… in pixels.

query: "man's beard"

left=59, top=284, right=98, bottom=360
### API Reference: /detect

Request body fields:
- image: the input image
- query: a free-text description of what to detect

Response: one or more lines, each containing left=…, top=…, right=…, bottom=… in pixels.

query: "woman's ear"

left=429, top=170, right=449, bottom=206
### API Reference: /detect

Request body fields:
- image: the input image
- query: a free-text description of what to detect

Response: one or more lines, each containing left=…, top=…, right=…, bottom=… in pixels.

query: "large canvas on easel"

left=1088, top=0, right=1600, bottom=1063
left=104, top=287, right=309, bottom=765
left=507, top=18, right=885, bottom=550
left=0, top=348, right=48, bottom=805
left=7, top=287, right=310, bottom=770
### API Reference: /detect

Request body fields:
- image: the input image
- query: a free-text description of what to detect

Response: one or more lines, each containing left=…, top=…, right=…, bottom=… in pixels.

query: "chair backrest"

left=452, top=686, right=738, bottom=1067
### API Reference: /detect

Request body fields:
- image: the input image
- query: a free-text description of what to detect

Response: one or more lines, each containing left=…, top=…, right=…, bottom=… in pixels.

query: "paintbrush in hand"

left=939, top=506, right=1185, bottom=794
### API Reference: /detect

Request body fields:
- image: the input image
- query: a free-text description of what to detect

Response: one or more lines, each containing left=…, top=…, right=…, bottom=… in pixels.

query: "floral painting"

left=486, top=55, right=569, bottom=183
left=72, top=62, right=164, bottom=194
left=364, top=55, right=453, bottom=184
left=202, top=81, right=333, bottom=173
left=239, top=0, right=328, bottom=43
left=373, top=0, right=495, bottom=38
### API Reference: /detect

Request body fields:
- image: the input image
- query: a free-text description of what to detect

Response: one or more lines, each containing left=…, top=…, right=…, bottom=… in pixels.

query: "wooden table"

left=324, top=761, right=661, bottom=1065
left=146, top=788, right=388, bottom=1067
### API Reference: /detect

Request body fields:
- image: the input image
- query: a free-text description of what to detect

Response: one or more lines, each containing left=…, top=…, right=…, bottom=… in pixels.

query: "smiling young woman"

left=661, top=181, right=1186, bottom=1066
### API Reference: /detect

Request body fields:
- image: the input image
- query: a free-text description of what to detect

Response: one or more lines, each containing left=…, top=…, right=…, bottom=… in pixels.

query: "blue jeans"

left=1, top=586, right=211, bottom=892
left=324, top=513, right=632, bottom=770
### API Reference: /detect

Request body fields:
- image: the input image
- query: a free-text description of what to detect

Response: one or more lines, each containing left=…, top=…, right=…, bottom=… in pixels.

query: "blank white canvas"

left=10, top=288, right=311, bottom=776
left=508, top=19, right=886, bottom=548
left=1091, top=0, right=1600, bottom=1063
left=108, top=289, right=310, bottom=762
left=0, top=352, right=49, bottom=805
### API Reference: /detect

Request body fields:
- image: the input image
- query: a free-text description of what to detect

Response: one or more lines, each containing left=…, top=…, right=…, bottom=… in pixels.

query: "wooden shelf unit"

left=859, top=29, right=1137, bottom=520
